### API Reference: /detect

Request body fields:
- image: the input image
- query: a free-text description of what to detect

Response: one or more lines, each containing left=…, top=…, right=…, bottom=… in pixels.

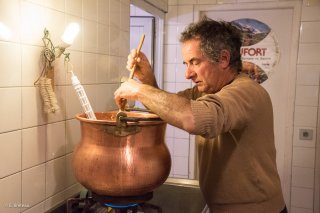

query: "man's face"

left=181, top=39, right=222, bottom=93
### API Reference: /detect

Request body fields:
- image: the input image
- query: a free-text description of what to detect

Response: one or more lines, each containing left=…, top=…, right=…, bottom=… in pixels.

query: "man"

left=114, top=17, right=286, bottom=213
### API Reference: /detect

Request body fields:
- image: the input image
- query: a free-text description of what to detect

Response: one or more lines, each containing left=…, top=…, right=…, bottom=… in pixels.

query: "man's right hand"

left=126, top=49, right=158, bottom=87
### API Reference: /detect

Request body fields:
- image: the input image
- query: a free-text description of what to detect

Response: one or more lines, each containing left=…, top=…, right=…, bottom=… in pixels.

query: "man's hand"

left=114, top=79, right=140, bottom=109
left=126, top=49, right=158, bottom=87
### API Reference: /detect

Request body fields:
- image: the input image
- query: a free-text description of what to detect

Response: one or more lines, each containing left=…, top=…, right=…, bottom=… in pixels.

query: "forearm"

left=137, top=84, right=195, bottom=132
left=140, top=75, right=159, bottom=88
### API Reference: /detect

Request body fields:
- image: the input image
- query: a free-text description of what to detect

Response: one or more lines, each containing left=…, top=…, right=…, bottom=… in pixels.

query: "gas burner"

left=66, top=190, right=162, bottom=213
left=92, top=192, right=153, bottom=206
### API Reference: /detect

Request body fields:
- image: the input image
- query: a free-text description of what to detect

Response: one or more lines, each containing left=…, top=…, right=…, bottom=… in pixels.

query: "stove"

left=66, top=191, right=162, bottom=213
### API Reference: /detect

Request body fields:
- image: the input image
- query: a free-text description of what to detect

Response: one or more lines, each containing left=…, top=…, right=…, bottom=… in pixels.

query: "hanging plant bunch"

left=34, top=29, right=60, bottom=113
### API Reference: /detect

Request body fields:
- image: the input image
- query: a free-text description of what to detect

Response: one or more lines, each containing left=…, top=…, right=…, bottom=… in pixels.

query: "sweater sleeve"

left=190, top=76, right=258, bottom=138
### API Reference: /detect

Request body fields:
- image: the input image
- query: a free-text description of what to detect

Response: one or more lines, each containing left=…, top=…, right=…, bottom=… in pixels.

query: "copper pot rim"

left=76, top=111, right=166, bottom=126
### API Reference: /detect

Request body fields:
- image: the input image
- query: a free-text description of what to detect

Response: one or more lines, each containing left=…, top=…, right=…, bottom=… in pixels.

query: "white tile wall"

left=52, top=58, right=67, bottom=86
left=176, top=46, right=184, bottom=65
left=0, top=0, right=20, bottom=43
left=98, top=0, right=110, bottom=25
left=21, top=1, right=45, bottom=46
left=178, top=0, right=197, bottom=5
left=22, top=126, right=46, bottom=169
left=300, top=22, right=320, bottom=43
left=110, top=0, right=120, bottom=27
left=197, top=0, right=218, bottom=4
left=66, top=50, right=83, bottom=83
left=165, top=5, right=178, bottom=25
left=176, top=64, right=189, bottom=83
left=120, top=1, right=131, bottom=31
left=301, top=1, right=320, bottom=21
left=95, top=83, right=118, bottom=111
left=164, top=44, right=178, bottom=63
left=164, top=63, right=176, bottom=82
left=46, top=122, right=66, bottom=161
left=293, top=147, right=315, bottom=168
left=45, top=156, right=66, bottom=198
left=0, top=88, right=21, bottom=132
left=0, top=42, right=21, bottom=87
left=97, top=24, right=109, bottom=55
left=22, top=164, right=46, bottom=207
left=168, top=0, right=178, bottom=5
left=66, top=153, right=77, bottom=186
left=83, top=52, right=97, bottom=84
left=293, top=3, right=320, bottom=212
left=66, top=0, right=82, bottom=17
left=83, top=0, right=98, bottom=21
left=165, top=25, right=178, bottom=44
left=163, top=82, right=176, bottom=93
left=0, top=131, right=21, bottom=178
left=291, top=207, right=314, bottom=213
left=165, top=124, right=175, bottom=138
left=292, top=167, right=314, bottom=188
left=173, top=156, right=189, bottom=177
left=295, top=85, right=319, bottom=106
left=177, top=5, right=194, bottom=24
left=109, top=26, right=121, bottom=56
left=21, top=87, right=46, bottom=128
left=296, top=65, right=320, bottom=86
left=294, top=106, right=318, bottom=127
left=298, top=43, right=320, bottom=64
left=0, top=0, right=130, bottom=212
left=21, top=45, right=43, bottom=87
left=165, top=137, right=174, bottom=176
left=163, top=1, right=193, bottom=178
left=83, top=20, right=98, bottom=53
left=65, top=119, right=81, bottom=153
left=291, top=187, right=314, bottom=209
left=108, top=56, right=121, bottom=82
left=174, top=126, right=189, bottom=138
left=45, top=0, right=65, bottom=11
left=0, top=172, right=22, bottom=213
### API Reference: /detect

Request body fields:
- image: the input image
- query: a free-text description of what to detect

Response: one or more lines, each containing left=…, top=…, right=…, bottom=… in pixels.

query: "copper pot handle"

left=120, top=117, right=162, bottom=122
left=117, top=108, right=162, bottom=123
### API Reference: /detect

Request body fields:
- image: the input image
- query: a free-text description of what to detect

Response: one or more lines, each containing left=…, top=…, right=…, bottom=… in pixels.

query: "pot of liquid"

left=72, top=110, right=171, bottom=196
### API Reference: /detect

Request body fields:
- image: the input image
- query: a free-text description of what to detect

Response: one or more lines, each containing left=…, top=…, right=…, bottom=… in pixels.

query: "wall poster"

left=232, top=18, right=280, bottom=84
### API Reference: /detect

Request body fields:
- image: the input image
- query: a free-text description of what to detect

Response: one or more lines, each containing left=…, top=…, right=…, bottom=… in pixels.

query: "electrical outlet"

left=299, top=129, right=313, bottom=140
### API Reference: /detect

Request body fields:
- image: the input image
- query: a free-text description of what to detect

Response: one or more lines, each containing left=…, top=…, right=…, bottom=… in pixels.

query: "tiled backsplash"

left=0, top=0, right=129, bottom=212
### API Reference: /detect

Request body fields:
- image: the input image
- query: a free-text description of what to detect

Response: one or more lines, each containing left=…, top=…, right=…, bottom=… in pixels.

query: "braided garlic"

left=39, top=77, right=60, bottom=113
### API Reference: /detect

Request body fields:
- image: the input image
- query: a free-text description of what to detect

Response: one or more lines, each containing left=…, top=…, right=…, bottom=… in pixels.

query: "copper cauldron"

left=72, top=111, right=171, bottom=196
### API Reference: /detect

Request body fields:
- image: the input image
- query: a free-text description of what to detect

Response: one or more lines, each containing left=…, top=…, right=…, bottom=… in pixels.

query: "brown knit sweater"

left=178, top=73, right=285, bottom=213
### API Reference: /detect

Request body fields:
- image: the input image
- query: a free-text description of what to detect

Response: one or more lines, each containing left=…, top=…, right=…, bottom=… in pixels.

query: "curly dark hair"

left=180, top=16, right=242, bottom=73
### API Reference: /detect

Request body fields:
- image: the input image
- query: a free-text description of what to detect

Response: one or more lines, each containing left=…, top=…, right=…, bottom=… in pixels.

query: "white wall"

left=163, top=0, right=320, bottom=212
left=293, top=3, right=320, bottom=213
left=0, top=0, right=130, bottom=212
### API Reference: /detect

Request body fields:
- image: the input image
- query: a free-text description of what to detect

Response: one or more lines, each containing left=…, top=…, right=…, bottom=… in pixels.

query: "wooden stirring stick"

left=129, top=34, right=145, bottom=79
left=119, top=34, right=145, bottom=111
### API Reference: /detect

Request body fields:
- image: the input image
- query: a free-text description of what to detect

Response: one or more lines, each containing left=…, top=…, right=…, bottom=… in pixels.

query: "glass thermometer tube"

left=70, top=71, right=96, bottom=120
